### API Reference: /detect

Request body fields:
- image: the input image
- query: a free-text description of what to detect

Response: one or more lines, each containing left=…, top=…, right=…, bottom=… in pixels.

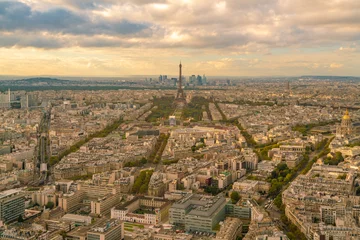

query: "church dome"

left=343, top=109, right=350, bottom=120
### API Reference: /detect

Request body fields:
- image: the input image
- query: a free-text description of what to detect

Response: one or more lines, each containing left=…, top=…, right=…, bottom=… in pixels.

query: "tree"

left=356, top=187, right=360, bottom=196
left=18, top=215, right=24, bottom=222
left=140, top=157, right=147, bottom=165
left=230, top=191, right=240, bottom=204
left=46, top=201, right=55, bottom=209
left=284, top=173, right=292, bottom=183
left=59, top=230, right=67, bottom=240
left=334, top=152, right=344, bottom=163
left=139, top=184, right=148, bottom=194
left=277, top=163, right=288, bottom=171
left=274, top=195, right=282, bottom=208
left=191, top=145, right=196, bottom=152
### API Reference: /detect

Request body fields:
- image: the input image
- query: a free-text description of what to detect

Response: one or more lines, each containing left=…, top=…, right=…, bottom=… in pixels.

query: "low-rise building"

left=215, top=217, right=243, bottom=240
left=87, top=219, right=124, bottom=240
left=111, top=196, right=171, bottom=225
left=169, top=194, right=227, bottom=233
left=61, top=214, right=92, bottom=226
left=91, top=193, right=120, bottom=217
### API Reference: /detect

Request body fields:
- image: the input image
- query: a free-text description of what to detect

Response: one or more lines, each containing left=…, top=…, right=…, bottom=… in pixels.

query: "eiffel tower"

left=176, top=62, right=185, bottom=99
left=175, top=62, right=186, bottom=105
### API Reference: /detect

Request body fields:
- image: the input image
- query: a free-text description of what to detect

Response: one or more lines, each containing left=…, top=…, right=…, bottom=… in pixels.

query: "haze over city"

left=0, top=0, right=360, bottom=77
left=2, top=1, right=360, bottom=240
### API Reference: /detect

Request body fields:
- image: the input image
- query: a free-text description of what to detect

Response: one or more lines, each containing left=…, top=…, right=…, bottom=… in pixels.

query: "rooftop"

left=0, top=189, right=22, bottom=199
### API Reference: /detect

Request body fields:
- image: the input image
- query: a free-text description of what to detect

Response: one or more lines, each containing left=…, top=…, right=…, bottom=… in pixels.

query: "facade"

left=31, top=188, right=57, bottom=207
left=148, top=172, right=167, bottom=197
left=111, top=196, right=171, bottom=225
left=58, top=191, right=85, bottom=213
left=225, top=202, right=252, bottom=220
left=111, top=197, right=171, bottom=225
left=279, top=144, right=306, bottom=153
left=0, top=189, right=25, bottom=224
left=169, top=194, right=227, bottom=233
left=153, top=232, right=193, bottom=240
left=91, top=193, right=120, bottom=217
left=78, top=182, right=117, bottom=199
left=215, top=217, right=243, bottom=240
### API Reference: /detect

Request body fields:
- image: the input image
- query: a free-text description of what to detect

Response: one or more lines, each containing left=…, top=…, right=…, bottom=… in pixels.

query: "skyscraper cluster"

left=188, top=74, right=207, bottom=85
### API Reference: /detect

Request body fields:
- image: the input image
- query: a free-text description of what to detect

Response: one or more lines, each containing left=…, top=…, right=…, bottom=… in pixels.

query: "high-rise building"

left=203, top=74, right=207, bottom=85
left=0, top=189, right=25, bottom=224
left=189, top=75, right=196, bottom=84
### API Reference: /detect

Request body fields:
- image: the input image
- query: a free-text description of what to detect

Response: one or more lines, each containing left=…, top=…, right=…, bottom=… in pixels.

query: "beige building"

left=215, top=217, right=243, bottom=240
left=78, top=182, right=115, bottom=199
left=31, top=188, right=57, bottom=207
left=91, top=193, right=120, bottom=217
left=111, top=196, right=171, bottom=225
left=58, top=191, right=85, bottom=213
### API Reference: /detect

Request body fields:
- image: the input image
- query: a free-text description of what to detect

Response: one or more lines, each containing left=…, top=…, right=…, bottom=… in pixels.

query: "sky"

left=0, top=0, right=359, bottom=77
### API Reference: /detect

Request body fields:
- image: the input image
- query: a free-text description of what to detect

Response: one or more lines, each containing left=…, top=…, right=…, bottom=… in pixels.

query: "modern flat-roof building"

left=58, top=191, right=85, bottom=213
left=87, top=219, right=123, bottom=240
left=169, top=194, right=227, bottom=233
left=111, top=196, right=171, bottom=225
left=0, top=189, right=25, bottom=224
left=61, top=214, right=92, bottom=226
left=91, top=193, right=120, bottom=217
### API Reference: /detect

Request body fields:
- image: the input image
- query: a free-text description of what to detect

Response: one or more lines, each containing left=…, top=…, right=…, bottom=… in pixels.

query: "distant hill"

left=14, top=77, right=71, bottom=84
left=0, top=77, right=77, bottom=87
left=300, top=76, right=360, bottom=80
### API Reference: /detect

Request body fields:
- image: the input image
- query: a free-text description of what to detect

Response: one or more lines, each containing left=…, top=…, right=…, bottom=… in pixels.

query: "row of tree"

left=182, top=96, right=211, bottom=121
left=146, top=96, right=175, bottom=122
left=50, top=118, right=123, bottom=166
left=132, top=170, right=154, bottom=194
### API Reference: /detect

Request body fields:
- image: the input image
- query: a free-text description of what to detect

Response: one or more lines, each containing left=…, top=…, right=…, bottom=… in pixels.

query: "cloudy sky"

left=0, top=0, right=359, bottom=77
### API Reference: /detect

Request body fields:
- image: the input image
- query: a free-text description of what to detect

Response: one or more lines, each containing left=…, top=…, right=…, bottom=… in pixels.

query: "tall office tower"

left=0, top=189, right=25, bottom=224
left=197, top=75, right=203, bottom=85
left=190, top=75, right=196, bottom=83
left=203, top=74, right=207, bottom=85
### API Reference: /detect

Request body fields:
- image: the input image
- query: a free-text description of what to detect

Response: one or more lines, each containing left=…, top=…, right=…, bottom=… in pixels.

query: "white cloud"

left=1, top=0, right=360, bottom=76
left=330, top=63, right=344, bottom=69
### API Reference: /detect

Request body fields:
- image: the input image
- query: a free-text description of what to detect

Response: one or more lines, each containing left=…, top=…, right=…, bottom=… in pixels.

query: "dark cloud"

left=60, top=0, right=167, bottom=10
left=0, top=1, right=150, bottom=36
left=0, top=0, right=359, bottom=51
left=0, top=33, right=67, bottom=49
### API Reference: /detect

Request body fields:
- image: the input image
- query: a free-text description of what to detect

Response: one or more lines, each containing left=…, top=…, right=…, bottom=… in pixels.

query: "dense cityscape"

left=1, top=0, right=360, bottom=239
left=0, top=63, right=359, bottom=240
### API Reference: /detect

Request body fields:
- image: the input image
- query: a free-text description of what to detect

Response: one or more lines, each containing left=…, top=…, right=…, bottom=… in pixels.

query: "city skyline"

left=0, top=0, right=359, bottom=77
